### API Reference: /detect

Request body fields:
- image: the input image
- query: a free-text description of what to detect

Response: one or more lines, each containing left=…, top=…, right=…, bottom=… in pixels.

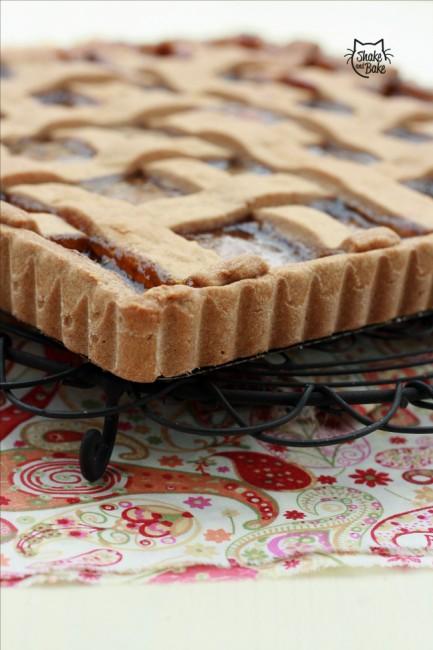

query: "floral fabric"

left=1, top=332, right=432, bottom=586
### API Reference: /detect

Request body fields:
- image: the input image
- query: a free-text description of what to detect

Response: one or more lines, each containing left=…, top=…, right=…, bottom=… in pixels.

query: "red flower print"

left=284, top=557, right=301, bottom=569
left=13, top=441, right=25, bottom=448
left=56, top=518, right=75, bottom=526
left=389, top=436, right=407, bottom=444
left=68, top=530, right=89, bottom=538
left=370, top=546, right=390, bottom=558
left=78, top=568, right=101, bottom=582
left=284, top=510, right=305, bottom=520
left=318, top=475, right=337, bottom=485
left=66, top=498, right=80, bottom=504
left=349, top=468, right=392, bottom=488
left=215, top=451, right=311, bottom=491
left=183, top=496, right=212, bottom=509
left=158, top=455, right=183, bottom=468
left=370, top=546, right=422, bottom=565
left=204, top=528, right=231, bottom=543
left=268, top=444, right=286, bottom=453
left=117, top=422, right=132, bottom=431
left=0, top=496, right=10, bottom=506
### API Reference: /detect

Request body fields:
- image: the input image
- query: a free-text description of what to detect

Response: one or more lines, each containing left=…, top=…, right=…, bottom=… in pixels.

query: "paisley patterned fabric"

left=0, top=334, right=432, bottom=586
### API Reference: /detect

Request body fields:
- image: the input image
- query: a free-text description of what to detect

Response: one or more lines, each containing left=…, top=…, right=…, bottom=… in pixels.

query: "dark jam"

left=310, top=199, right=374, bottom=229
left=140, top=41, right=193, bottom=58
left=211, top=35, right=267, bottom=50
left=300, top=98, right=352, bottom=114
left=56, top=48, right=106, bottom=64
left=386, top=127, right=433, bottom=144
left=215, top=102, right=283, bottom=124
left=380, top=78, right=433, bottom=102
left=52, top=237, right=168, bottom=293
left=0, top=61, right=12, bottom=79
left=79, top=171, right=186, bottom=205
left=7, top=137, right=95, bottom=161
left=185, top=219, right=316, bottom=266
left=33, top=88, right=98, bottom=107
left=207, top=158, right=272, bottom=175
left=1, top=195, right=169, bottom=292
left=310, top=198, right=428, bottom=237
left=404, top=177, right=433, bottom=199
left=1, top=192, right=57, bottom=214
left=308, top=143, right=377, bottom=165
left=87, top=239, right=171, bottom=290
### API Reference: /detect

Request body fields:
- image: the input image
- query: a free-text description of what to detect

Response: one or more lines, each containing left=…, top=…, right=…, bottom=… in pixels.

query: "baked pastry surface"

left=1, top=37, right=433, bottom=381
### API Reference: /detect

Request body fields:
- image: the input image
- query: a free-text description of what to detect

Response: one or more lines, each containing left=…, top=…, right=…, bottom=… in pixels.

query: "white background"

left=2, top=0, right=433, bottom=83
left=1, top=2, right=433, bottom=649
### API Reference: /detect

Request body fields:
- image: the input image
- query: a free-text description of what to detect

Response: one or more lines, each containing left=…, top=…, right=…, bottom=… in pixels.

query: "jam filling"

left=33, top=88, right=98, bottom=107
left=86, top=239, right=171, bottom=290
left=211, top=35, right=268, bottom=50
left=220, top=66, right=277, bottom=84
left=214, top=102, right=283, bottom=124
left=278, top=75, right=319, bottom=94
left=48, top=233, right=89, bottom=250
left=52, top=236, right=169, bottom=293
left=207, top=158, right=272, bottom=175
left=308, top=143, right=377, bottom=164
left=185, top=219, right=316, bottom=266
left=221, top=71, right=254, bottom=83
left=1, top=194, right=169, bottom=292
left=140, top=41, right=193, bottom=58
left=310, top=198, right=373, bottom=229
left=7, top=137, right=96, bottom=161
left=79, top=171, right=186, bottom=205
left=0, top=61, right=12, bottom=79
left=404, top=177, right=433, bottom=199
left=310, top=198, right=427, bottom=237
left=107, top=125, right=183, bottom=139
left=300, top=98, right=352, bottom=114
left=1, top=191, right=57, bottom=214
left=139, top=76, right=173, bottom=92
left=386, top=127, right=433, bottom=144
left=381, top=78, right=433, bottom=102
left=56, top=48, right=106, bottom=64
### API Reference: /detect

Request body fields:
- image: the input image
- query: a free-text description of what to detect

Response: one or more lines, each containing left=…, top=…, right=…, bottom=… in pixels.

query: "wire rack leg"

left=79, top=382, right=123, bottom=482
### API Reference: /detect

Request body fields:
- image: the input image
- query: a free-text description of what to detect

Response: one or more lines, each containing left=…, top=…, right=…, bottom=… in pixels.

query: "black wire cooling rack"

left=1, top=311, right=432, bottom=482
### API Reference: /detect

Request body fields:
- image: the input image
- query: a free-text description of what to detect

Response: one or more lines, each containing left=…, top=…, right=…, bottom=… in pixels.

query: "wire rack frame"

left=1, top=311, right=432, bottom=482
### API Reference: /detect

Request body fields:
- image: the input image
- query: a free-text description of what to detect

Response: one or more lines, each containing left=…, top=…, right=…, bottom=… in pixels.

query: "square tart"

left=1, top=37, right=433, bottom=381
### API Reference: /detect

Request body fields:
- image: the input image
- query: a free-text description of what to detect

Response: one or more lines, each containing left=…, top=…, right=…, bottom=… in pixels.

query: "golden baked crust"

left=1, top=38, right=433, bottom=381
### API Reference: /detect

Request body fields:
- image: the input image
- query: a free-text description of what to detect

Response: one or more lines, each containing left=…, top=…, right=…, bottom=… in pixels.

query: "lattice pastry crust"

left=1, top=38, right=433, bottom=381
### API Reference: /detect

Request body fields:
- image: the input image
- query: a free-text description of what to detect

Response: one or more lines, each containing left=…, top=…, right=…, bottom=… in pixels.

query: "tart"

left=1, top=37, right=432, bottom=382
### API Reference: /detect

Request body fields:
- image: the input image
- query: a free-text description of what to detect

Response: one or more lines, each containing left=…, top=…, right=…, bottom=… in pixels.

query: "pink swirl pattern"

left=1, top=332, right=432, bottom=585
left=13, top=458, right=127, bottom=498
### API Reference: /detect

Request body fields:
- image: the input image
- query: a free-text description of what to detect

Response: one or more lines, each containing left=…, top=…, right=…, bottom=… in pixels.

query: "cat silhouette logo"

left=345, top=39, right=393, bottom=78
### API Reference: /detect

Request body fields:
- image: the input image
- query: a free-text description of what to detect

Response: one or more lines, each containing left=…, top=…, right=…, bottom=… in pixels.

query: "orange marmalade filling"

left=1, top=193, right=170, bottom=292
